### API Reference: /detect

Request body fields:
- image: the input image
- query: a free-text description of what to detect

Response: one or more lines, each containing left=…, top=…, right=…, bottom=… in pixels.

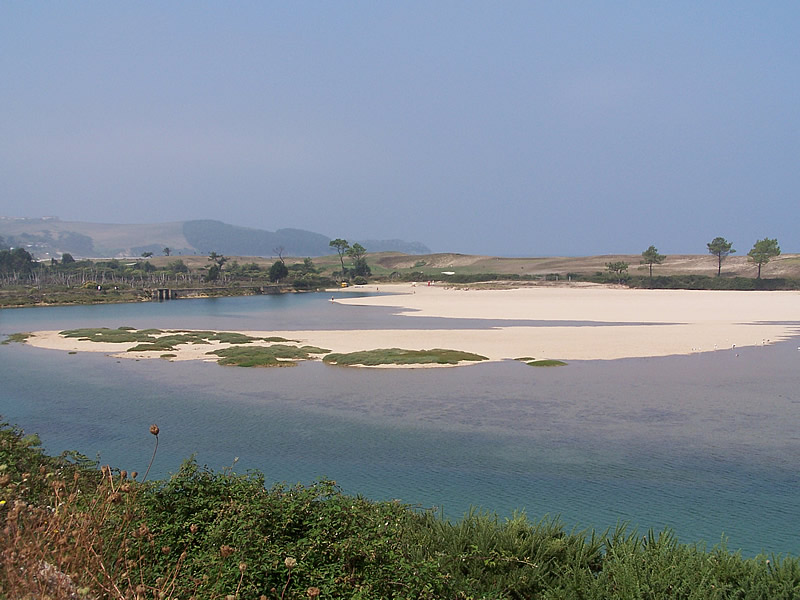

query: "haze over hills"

left=0, top=217, right=431, bottom=259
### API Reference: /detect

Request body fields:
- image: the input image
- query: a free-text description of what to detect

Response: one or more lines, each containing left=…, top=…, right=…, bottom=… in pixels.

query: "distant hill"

left=0, top=217, right=431, bottom=259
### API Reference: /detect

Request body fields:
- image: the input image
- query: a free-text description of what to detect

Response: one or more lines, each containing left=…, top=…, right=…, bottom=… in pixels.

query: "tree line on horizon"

left=605, top=236, right=782, bottom=282
left=0, top=234, right=787, bottom=286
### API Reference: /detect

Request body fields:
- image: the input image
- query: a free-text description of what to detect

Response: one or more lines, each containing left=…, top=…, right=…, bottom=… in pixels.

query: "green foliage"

left=323, top=348, right=488, bottom=366
left=268, top=260, right=289, bottom=283
left=165, top=259, right=189, bottom=273
left=627, top=275, right=800, bottom=291
left=329, top=238, right=350, bottom=279
left=207, top=344, right=329, bottom=367
left=204, top=263, right=221, bottom=282
left=526, top=359, right=567, bottom=367
left=1, top=332, right=31, bottom=345
left=707, top=236, right=736, bottom=276
left=0, top=247, right=35, bottom=275
left=3, top=421, right=800, bottom=599
left=60, top=327, right=164, bottom=343
left=640, top=245, right=665, bottom=277
left=748, top=237, right=781, bottom=279
left=605, top=261, right=630, bottom=283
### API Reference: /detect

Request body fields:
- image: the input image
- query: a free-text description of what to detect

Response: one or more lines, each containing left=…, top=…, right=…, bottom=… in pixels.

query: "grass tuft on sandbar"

left=207, top=344, right=330, bottom=367
left=2, top=332, right=32, bottom=345
left=323, top=348, right=488, bottom=366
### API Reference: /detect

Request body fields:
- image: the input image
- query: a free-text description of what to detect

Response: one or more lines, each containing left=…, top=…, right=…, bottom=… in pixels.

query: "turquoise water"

left=1, top=293, right=799, bottom=556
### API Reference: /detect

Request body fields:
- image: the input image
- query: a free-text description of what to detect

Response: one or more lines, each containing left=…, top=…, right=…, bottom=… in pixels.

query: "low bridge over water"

left=151, top=286, right=283, bottom=300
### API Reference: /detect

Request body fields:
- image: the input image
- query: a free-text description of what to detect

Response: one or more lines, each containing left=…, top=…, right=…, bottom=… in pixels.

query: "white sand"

left=23, top=284, right=800, bottom=364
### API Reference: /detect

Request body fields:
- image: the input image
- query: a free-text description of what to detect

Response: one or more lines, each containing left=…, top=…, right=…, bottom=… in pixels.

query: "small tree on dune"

left=707, top=237, right=735, bottom=276
left=640, top=245, right=665, bottom=278
left=747, top=238, right=780, bottom=279
left=605, top=261, right=629, bottom=284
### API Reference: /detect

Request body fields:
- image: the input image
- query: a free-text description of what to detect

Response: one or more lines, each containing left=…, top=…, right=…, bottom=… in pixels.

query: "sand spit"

left=21, top=284, right=800, bottom=365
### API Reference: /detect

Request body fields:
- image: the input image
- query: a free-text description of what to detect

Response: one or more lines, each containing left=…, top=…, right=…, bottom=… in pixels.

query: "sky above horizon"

left=2, top=3, right=798, bottom=256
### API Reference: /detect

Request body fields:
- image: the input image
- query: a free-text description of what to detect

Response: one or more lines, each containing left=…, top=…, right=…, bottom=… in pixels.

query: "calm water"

left=1, top=293, right=799, bottom=556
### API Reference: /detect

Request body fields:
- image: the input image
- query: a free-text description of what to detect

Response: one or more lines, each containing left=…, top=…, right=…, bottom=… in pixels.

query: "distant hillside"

left=0, top=217, right=430, bottom=259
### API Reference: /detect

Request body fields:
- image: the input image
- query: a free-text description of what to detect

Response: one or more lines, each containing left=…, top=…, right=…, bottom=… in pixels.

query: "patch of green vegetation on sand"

left=207, top=344, right=330, bottom=367
left=323, top=348, right=488, bottom=366
left=2, top=332, right=32, bottom=345
left=60, top=327, right=163, bottom=343
left=515, top=357, right=567, bottom=367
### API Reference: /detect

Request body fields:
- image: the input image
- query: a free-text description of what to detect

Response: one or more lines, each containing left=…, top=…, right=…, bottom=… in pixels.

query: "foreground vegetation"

left=2, top=420, right=799, bottom=599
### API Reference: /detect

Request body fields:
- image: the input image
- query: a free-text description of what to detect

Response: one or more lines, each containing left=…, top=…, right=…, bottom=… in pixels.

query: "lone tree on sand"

left=329, top=239, right=350, bottom=277
left=707, top=237, right=735, bottom=276
left=640, top=245, right=666, bottom=278
left=747, top=238, right=780, bottom=279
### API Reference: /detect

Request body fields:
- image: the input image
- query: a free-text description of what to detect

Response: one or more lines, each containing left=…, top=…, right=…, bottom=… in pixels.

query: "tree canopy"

left=707, top=237, right=735, bottom=276
left=0, top=247, right=35, bottom=275
left=605, top=261, right=629, bottom=284
left=329, top=239, right=350, bottom=278
left=268, top=260, right=289, bottom=282
left=640, top=245, right=665, bottom=278
left=747, top=238, right=780, bottom=279
left=347, top=243, right=371, bottom=277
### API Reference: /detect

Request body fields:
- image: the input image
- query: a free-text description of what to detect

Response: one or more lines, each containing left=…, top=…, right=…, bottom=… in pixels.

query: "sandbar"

left=22, top=284, right=800, bottom=364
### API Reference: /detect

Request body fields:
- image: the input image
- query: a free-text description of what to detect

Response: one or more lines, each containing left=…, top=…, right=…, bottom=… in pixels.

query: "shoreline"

left=19, top=284, right=800, bottom=365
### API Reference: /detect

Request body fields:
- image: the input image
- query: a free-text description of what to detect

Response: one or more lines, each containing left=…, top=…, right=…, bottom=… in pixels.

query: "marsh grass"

left=60, top=327, right=164, bottom=343
left=208, top=344, right=330, bottom=367
left=322, top=348, right=489, bottom=366
left=525, top=359, right=567, bottom=367
left=1, top=332, right=31, bottom=344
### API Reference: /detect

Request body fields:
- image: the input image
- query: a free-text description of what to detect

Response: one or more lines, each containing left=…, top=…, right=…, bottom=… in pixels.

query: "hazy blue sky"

left=2, top=2, right=798, bottom=256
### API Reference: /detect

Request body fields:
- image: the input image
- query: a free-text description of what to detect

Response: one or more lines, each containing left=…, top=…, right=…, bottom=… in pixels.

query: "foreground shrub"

left=2, top=419, right=800, bottom=599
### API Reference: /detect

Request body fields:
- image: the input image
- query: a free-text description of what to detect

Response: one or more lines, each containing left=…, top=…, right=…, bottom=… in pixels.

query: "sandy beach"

left=23, top=283, right=800, bottom=364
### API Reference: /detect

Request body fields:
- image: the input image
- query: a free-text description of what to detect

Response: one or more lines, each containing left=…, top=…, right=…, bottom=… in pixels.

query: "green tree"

left=347, top=243, right=371, bottom=277
left=640, top=245, right=665, bottom=278
left=747, top=237, right=780, bottom=279
left=141, top=251, right=154, bottom=258
left=166, top=259, right=189, bottom=273
left=0, top=247, right=35, bottom=274
left=329, top=239, right=350, bottom=278
left=605, top=261, right=629, bottom=284
left=204, top=264, right=220, bottom=282
left=208, top=251, right=227, bottom=269
left=707, top=237, right=735, bottom=276
left=163, top=247, right=171, bottom=256
left=269, top=260, right=289, bottom=283
left=60, top=252, right=76, bottom=265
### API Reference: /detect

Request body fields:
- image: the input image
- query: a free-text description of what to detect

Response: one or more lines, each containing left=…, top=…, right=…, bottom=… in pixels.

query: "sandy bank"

left=22, top=284, right=800, bottom=364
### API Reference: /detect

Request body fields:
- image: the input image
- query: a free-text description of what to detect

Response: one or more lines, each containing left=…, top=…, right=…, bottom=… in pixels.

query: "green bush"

left=3, top=420, right=800, bottom=599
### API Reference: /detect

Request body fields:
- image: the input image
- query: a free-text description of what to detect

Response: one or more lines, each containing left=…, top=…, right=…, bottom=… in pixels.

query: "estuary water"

left=1, top=292, right=799, bottom=557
